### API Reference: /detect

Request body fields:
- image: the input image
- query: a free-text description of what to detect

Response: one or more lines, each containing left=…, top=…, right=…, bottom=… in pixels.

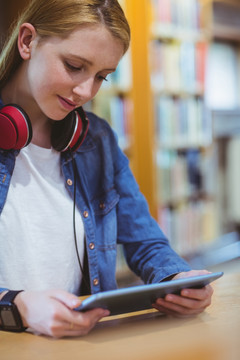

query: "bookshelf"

left=200, top=0, right=240, bottom=42
left=145, top=0, right=220, bottom=256
left=201, top=0, right=240, bottom=242
left=100, top=1, right=240, bottom=250
left=96, top=0, right=225, bottom=262
left=117, top=0, right=240, bottom=261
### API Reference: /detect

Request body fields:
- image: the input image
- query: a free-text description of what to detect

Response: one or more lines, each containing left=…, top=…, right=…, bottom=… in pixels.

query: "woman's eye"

left=65, top=62, right=82, bottom=72
left=98, top=75, right=108, bottom=82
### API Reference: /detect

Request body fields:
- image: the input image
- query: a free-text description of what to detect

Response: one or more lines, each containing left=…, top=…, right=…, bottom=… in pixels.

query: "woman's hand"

left=14, top=289, right=109, bottom=338
left=153, top=270, right=214, bottom=317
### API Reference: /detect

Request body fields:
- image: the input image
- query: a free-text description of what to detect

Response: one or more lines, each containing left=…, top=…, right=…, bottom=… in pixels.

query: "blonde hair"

left=0, top=0, right=130, bottom=89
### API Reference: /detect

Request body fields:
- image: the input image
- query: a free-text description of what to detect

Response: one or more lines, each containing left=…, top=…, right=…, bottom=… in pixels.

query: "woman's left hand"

left=153, top=270, right=214, bottom=317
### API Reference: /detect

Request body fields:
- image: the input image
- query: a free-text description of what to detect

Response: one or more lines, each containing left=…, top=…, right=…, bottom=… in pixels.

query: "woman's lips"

left=58, top=96, right=77, bottom=111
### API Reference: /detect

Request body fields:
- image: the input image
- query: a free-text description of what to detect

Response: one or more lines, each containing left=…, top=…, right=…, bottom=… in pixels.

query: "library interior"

left=0, top=0, right=240, bottom=359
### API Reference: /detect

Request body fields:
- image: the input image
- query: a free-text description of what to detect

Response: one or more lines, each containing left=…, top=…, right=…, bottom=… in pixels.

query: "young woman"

left=0, top=0, right=213, bottom=338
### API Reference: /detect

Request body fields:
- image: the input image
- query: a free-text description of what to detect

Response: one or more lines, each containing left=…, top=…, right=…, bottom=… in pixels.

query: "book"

left=151, top=0, right=201, bottom=33
left=155, top=95, right=211, bottom=148
left=158, top=200, right=218, bottom=255
left=205, top=42, right=239, bottom=109
left=195, top=42, right=208, bottom=91
left=227, top=137, right=240, bottom=223
left=150, top=39, right=208, bottom=94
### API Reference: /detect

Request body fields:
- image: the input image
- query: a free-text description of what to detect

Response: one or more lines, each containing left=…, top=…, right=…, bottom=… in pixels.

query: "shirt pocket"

left=92, top=188, right=120, bottom=216
left=92, top=188, right=120, bottom=250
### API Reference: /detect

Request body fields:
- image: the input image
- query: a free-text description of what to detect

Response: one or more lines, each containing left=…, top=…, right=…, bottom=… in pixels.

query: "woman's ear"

left=18, top=23, right=37, bottom=60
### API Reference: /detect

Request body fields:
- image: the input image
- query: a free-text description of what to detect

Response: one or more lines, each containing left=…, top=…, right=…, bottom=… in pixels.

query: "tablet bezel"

left=75, top=271, right=223, bottom=316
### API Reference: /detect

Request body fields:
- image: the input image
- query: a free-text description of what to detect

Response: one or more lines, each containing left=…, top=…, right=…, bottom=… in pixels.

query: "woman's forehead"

left=36, top=23, right=124, bottom=69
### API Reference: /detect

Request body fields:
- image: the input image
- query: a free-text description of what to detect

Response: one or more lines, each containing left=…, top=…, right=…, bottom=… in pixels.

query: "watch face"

left=0, top=303, right=25, bottom=332
left=0, top=306, right=17, bottom=327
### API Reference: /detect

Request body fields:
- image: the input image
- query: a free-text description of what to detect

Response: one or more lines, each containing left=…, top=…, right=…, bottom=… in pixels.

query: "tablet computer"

left=75, top=271, right=223, bottom=316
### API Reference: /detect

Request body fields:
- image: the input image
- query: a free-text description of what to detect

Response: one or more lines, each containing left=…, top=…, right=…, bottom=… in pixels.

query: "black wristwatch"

left=0, top=290, right=26, bottom=332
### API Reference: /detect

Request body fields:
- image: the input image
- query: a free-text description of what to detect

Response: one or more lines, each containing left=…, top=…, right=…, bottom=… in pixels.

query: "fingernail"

left=102, top=310, right=110, bottom=317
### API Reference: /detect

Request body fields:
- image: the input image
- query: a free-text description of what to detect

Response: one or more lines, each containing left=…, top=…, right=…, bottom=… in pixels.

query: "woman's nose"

left=73, top=78, right=96, bottom=102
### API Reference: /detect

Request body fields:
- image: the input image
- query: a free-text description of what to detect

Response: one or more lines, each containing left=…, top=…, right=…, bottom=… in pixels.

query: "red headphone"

left=0, top=104, right=89, bottom=152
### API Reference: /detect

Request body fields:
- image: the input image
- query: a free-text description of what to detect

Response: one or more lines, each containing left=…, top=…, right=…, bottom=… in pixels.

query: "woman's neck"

left=1, top=69, right=52, bottom=149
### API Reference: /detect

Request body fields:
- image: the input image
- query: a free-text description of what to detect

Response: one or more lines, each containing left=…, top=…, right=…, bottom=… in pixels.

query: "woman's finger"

left=153, top=298, right=206, bottom=316
left=180, top=285, right=214, bottom=301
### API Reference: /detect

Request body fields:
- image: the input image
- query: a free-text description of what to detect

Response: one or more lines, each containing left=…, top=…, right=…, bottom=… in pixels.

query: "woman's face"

left=23, top=24, right=124, bottom=120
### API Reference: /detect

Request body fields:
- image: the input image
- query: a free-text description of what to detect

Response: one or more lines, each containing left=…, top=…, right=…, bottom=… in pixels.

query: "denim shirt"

left=0, top=103, right=191, bottom=294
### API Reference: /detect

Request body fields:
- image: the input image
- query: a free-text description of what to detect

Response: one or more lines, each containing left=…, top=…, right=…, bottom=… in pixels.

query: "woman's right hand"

left=14, top=289, right=109, bottom=338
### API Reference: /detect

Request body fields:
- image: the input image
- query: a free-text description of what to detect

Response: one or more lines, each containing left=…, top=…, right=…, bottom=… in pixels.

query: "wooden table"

left=0, top=273, right=239, bottom=360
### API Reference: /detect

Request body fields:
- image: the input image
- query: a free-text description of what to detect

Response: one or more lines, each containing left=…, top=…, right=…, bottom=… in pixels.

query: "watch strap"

left=1, top=290, right=24, bottom=303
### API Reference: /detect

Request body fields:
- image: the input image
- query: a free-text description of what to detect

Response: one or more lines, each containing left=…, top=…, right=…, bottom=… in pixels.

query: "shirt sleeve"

left=114, top=145, right=191, bottom=284
left=0, top=288, right=9, bottom=294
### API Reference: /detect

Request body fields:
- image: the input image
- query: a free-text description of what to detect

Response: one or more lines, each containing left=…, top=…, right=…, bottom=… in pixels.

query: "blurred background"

left=1, top=0, right=240, bottom=285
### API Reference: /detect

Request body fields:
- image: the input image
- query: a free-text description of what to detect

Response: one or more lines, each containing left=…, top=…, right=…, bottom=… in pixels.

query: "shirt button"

left=99, top=202, right=105, bottom=210
left=83, top=211, right=89, bottom=218
left=93, top=278, right=99, bottom=286
left=89, top=242, right=95, bottom=250
left=67, top=179, right=73, bottom=186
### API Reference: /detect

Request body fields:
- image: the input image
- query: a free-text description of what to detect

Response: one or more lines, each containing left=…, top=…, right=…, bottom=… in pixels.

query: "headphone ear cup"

left=0, top=104, right=32, bottom=150
left=51, top=107, right=89, bottom=152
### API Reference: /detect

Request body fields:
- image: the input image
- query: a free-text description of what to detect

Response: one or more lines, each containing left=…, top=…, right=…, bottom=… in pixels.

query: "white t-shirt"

left=0, top=143, right=84, bottom=295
